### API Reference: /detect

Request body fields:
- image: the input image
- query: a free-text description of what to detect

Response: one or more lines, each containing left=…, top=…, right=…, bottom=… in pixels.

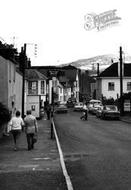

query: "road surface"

left=54, top=110, right=131, bottom=190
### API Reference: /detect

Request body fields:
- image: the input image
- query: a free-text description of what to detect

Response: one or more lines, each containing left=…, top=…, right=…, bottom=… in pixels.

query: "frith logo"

left=84, top=9, right=121, bottom=31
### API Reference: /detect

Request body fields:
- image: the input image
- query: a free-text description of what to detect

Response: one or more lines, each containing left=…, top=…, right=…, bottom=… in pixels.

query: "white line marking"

left=19, top=164, right=39, bottom=168
left=33, top=157, right=51, bottom=160
left=52, top=119, right=74, bottom=190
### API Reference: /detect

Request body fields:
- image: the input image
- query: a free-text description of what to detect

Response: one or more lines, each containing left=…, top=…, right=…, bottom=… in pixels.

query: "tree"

left=0, top=41, right=18, bottom=61
left=102, top=97, right=115, bottom=105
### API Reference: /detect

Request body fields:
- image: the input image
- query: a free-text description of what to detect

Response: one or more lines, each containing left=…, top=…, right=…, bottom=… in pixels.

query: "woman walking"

left=24, top=110, right=38, bottom=151
left=9, top=110, right=24, bottom=151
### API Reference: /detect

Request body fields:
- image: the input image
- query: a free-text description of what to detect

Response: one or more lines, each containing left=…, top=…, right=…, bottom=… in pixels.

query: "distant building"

left=79, top=70, right=92, bottom=102
left=58, top=75, right=71, bottom=102
left=90, top=77, right=97, bottom=99
left=25, top=69, right=47, bottom=118
left=51, top=76, right=64, bottom=103
left=96, top=62, right=131, bottom=100
left=31, top=65, right=80, bottom=102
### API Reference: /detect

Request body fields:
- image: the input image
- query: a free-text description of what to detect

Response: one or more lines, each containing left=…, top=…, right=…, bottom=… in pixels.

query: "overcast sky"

left=0, top=0, right=131, bottom=66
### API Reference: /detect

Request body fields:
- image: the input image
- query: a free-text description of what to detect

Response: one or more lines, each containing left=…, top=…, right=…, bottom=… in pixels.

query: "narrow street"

left=54, top=111, right=131, bottom=190
left=0, top=1, right=131, bottom=190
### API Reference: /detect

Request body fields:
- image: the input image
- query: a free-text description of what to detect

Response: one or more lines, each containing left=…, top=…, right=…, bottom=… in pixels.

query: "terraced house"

left=25, top=69, right=47, bottom=118
left=0, top=55, right=23, bottom=114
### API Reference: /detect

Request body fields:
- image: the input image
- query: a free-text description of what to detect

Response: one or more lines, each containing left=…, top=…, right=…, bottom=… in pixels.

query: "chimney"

left=97, top=63, right=100, bottom=76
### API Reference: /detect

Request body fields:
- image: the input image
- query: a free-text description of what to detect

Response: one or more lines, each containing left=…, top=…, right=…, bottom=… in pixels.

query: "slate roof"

left=99, top=62, right=131, bottom=77
left=31, top=65, right=78, bottom=81
left=25, top=69, right=47, bottom=81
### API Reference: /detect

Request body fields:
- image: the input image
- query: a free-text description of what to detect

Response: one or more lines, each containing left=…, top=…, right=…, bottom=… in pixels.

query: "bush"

left=0, top=103, right=11, bottom=128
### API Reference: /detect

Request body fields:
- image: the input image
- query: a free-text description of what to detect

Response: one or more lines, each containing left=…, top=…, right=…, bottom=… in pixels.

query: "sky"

left=0, top=0, right=131, bottom=66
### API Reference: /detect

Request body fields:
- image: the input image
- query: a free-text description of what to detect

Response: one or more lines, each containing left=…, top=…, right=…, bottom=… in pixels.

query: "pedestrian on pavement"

left=50, top=104, right=54, bottom=118
left=46, top=104, right=51, bottom=120
left=24, top=110, right=38, bottom=151
left=9, top=110, right=24, bottom=151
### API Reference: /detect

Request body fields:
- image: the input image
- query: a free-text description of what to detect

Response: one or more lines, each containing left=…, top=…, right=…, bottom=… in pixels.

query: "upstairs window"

left=28, top=81, right=38, bottom=95
left=108, top=82, right=114, bottom=91
left=52, top=80, right=57, bottom=87
left=60, top=87, right=62, bottom=93
left=127, top=82, right=131, bottom=91
left=41, top=81, right=45, bottom=94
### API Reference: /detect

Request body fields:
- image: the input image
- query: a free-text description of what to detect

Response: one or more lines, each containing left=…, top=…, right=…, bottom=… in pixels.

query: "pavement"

left=120, top=115, right=131, bottom=124
left=0, top=117, right=67, bottom=190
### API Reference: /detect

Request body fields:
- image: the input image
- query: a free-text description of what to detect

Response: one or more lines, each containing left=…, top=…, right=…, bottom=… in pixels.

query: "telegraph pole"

left=22, top=43, right=26, bottom=119
left=120, top=46, right=123, bottom=116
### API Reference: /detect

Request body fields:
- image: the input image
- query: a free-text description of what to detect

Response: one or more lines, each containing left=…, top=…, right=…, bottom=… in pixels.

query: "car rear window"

left=105, top=106, right=117, bottom=111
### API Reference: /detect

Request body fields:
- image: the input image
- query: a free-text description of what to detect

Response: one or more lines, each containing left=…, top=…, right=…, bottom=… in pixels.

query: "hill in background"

left=59, top=54, right=131, bottom=73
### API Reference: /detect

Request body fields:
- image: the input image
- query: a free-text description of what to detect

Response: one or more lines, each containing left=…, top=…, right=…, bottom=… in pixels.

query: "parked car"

left=88, top=99, right=102, bottom=105
left=74, top=102, right=83, bottom=112
left=100, top=105, right=120, bottom=120
left=96, top=106, right=104, bottom=118
left=88, top=99, right=102, bottom=114
left=90, top=104, right=103, bottom=115
left=54, top=103, right=68, bottom=113
left=67, top=97, right=76, bottom=108
left=67, top=102, right=74, bottom=108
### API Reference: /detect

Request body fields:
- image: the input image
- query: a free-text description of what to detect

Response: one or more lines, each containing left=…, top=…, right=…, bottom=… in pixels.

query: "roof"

left=25, top=69, right=48, bottom=81
left=99, top=62, right=131, bottom=77
left=31, top=66, right=65, bottom=78
left=31, top=65, right=78, bottom=81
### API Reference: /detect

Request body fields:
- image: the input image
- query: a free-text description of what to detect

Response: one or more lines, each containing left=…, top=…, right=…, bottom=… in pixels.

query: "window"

left=127, top=82, right=131, bottom=91
left=28, top=81, right=38, bottom=94
left=108, top=82, right=114, bottom=91
left=52, top=80, right=57, bottom=87
left=41, top=81, right=45, bottom=94
left=60, top=88, right=62, bottom=93
left=31, top=105, right=35, bottom=111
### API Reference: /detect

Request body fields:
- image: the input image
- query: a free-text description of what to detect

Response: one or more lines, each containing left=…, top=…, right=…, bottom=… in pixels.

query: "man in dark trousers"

left=46, top=104, right=51, bottom=120
left=24, top=110, right=38, bottom=150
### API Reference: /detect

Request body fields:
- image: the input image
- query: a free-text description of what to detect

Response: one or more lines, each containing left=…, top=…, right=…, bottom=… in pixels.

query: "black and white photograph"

left=0, top=0, right=131, bottom=189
